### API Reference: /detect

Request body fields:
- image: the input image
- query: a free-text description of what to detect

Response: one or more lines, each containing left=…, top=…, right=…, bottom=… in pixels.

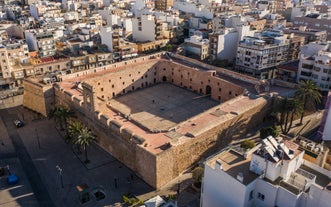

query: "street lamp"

left=56, top=165, right=64, bottom=188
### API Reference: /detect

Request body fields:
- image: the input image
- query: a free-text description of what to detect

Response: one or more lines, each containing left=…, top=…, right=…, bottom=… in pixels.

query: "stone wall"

left=155, top=97, right=272, bottom=187
left=156, top=60, right=245, bottom=102
left=84, top=58, right=245, bottom=107
left=23, top=79, right=55, bottom=116
left=53, top=86, right=158, bottom=187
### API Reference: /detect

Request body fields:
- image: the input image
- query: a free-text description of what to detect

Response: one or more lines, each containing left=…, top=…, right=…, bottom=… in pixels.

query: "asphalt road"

left=0, top=109, right=55, bottom=207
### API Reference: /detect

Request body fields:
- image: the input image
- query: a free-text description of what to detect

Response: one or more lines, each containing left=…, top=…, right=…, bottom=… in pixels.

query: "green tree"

left=260, top=126, right=281, bottom=139
left=192, top=167, right=204, bottom=188
left=295, top=80, right=322, bottom=125
left=50, top=105, right=74, bottom=136
left=240, top=140, right=256, bottom=149
left=74, top=127, right=96, bottom=163
left=68, top=121, right=84, bottom=142
left=273, top=97, right=302, bottom=134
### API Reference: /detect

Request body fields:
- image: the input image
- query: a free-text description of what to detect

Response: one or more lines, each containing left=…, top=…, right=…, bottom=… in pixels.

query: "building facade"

left=201, top=136, right=331, bottom=207
left=235, top=36, right=289, bottom=79
left=0, top=39, right=30, bottom=88
left=25, top=30, right=56, bottom=58
left=297, top=42, right=331, bottom=91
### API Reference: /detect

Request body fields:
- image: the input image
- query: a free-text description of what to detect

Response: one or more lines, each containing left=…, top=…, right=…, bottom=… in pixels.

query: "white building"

left=201, top=136, right=331, bottom=207
left=100, top=26, right=113, bottom=52
left=25, top=30, right=56, bottom=57
left=132, top=14, right=163, bottom=42
left=236, top=35, right=289, bottom=79
left=297, top=42, right=331, bottom=91
left=173, top=1, right=213, bottom=19
left=321, top=92, right=331, bottom=141
left=183, top=31, right=209, bottom=60
left=210, top=25, right=255, bottom=62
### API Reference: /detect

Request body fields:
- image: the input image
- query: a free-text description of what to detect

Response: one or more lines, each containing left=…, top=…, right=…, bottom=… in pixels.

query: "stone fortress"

left=23, top=52, right=288, bottom=188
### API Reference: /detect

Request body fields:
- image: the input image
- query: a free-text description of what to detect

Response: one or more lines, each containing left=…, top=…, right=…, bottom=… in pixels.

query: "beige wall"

left=23, top=79, right=54, bottom=116
left=86, top=59, right=244, bottom=107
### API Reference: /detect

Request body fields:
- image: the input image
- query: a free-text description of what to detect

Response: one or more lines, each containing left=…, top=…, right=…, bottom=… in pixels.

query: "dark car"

left=13, top=120, right=24, bottom=128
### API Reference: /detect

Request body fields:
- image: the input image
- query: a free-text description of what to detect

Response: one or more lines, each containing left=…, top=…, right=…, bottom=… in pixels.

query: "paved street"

left=0, top=95, right=200, bottom=207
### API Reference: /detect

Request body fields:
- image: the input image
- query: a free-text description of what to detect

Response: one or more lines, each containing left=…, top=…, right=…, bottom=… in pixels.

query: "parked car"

left=13, top=120, right=24, bottom=128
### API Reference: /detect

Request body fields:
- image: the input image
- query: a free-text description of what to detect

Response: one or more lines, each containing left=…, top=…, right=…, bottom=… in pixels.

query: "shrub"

left=260, top=126, right=280, bottom=139
left=192, top=167, right=204, bottom=188
left=240, top=140, right=255, bottom=149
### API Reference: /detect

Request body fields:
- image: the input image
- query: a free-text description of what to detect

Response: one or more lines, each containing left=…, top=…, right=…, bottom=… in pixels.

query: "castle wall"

left=23, top=79, right=55, bottom=116
left=155, top=97, right=272, bottom=187
left=85, top=60, right=160, bottom=109
left=54, top=87, right=158, bottom=187
left=156, top=60, right=245, bottom=102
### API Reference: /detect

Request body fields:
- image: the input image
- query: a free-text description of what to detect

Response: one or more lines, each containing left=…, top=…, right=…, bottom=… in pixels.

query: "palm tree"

left=295, top=80, right=322, bottom=125
left=68, top=121, right=84, bottom=144
left=50, top=105, right=74, bottom=136
left=273, top=97, right=302, bottom=135
left=74, top=127, right=96, bottom=163
left=50, top=105, right=65, bottom=130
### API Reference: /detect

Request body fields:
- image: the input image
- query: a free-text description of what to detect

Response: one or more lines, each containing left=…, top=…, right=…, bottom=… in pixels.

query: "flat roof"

left=207, top=150, right=260, bottom=185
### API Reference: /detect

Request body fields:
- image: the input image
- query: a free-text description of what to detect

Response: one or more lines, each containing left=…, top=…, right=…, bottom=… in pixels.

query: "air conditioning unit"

left=306, top=143, right=315, bottom=151
left=299, top=140, right=307, bottom=147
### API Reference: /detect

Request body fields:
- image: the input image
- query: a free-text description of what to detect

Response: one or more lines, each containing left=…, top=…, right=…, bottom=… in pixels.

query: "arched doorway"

left=162, top=76, right=167, bottom=82
left=206, top=85, right=212, bottom=95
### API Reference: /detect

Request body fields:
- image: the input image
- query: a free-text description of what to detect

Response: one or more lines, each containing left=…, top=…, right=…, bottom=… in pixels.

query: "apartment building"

left=100, top=26, right=113, bottom=52
left=287, top=34, right=305, bottom=61
left=132, top=14, right=163, bottom=42
left=201, top=136, right=331, bottom=207
left=235, top=35, right=289, bottom=79
left=25, top=30, right=56, bottom=57
left=283, top=26, right=327, bottom=44
left=297, top=42, right=331, bottom=91
left=293, top=14, right=331, bottom=39
left=183, top=32, right=209, bottom=60
left=0, top=39, right=29, bottom=88
left=154, top=0, right=174, bottom=11
left=209, top=25, right=255, bottom=62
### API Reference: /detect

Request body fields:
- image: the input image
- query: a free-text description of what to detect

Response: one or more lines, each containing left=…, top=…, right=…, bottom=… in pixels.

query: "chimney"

left=237, top=172, right=244, bottom=183
left=215, top=159, right=222, bottom=170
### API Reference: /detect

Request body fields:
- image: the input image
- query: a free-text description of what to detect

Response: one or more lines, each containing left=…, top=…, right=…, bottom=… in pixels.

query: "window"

left=258, top=193, right=265, bottom=201
left=249, top=190, right=253, bottom=200
left=301, top=63, right=313, bottom=69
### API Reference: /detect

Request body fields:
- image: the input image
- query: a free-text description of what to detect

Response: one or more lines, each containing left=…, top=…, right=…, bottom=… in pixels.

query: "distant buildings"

left=293, top=14, right=331, bottom=39
left=0, top=39, right=29, bottom=88
left=283, top=26, right=327, bottom=44
left=297, top=42, right=331, bottom=91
